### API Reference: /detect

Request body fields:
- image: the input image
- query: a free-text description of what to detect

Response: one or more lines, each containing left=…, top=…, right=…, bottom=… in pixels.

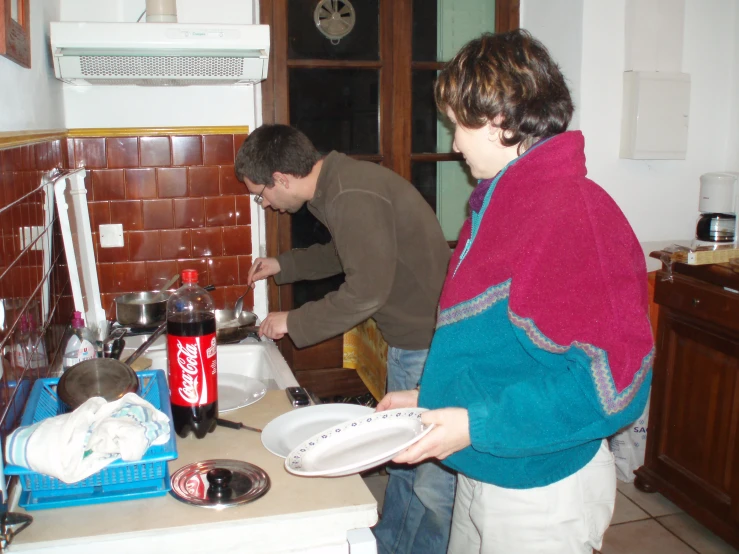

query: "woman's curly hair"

left=435, top=29, right=574, bottom=153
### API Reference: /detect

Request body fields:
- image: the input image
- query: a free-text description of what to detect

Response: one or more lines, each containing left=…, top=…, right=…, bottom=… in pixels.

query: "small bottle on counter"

left=11, top=314, right=31, bottom=370
left=167, top=269, right=218, bottom=439
left=62, top=311, right=96, bottom=370
left=26, top=315, right=48, bottom=370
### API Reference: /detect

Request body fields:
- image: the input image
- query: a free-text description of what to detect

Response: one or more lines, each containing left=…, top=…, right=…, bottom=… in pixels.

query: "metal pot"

left=115, top=281, right=215, bottom=327
left=215, top=309, right=259, bottom=344
left=114, top=291, right=171, bottom=327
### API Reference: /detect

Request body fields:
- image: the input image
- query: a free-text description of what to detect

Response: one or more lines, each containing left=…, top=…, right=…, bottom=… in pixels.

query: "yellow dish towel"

left=343, top=318, right=388, bottom=401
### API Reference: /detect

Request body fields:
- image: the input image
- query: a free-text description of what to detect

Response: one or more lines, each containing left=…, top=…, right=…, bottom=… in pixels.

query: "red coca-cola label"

left=184, top=474, right=206, bottom=499
left=167, top=333, right=218, bottom=406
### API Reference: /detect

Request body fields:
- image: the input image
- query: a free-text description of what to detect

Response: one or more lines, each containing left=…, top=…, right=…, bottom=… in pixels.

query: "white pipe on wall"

left=146, top=0, right=177, bottom=22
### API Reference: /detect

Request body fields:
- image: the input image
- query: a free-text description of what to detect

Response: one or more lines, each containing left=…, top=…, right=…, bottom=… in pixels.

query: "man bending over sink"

left=235, top=124, right=454, bottom=554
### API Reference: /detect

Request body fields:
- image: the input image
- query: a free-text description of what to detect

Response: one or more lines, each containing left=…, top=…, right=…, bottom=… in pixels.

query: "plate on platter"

left=218, top=374, right=267, bottom=413
left=285, top=408, right=433, bottom=477
left=262, top=403, right=375, bottom=458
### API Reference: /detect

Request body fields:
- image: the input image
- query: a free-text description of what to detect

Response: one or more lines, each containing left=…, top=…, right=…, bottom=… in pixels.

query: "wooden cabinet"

left=635, top=261, right=739, bottom=549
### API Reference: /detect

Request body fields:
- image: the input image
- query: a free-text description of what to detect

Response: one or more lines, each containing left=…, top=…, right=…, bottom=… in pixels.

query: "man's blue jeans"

left=373, top=347, right=456, bottom=554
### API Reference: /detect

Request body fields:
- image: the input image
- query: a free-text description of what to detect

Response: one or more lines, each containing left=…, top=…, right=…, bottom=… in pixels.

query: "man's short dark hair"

left=435, top=29, right=574, bottom=153
left=235, top=124, right=322, bottom=186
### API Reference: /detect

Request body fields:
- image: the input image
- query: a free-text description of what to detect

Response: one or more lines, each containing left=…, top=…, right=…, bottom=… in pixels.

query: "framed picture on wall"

left=1, top=0, right=31, bottom=68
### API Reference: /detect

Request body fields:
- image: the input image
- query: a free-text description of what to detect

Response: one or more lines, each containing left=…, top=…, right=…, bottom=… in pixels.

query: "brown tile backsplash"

left=0, top=138, right=67, bottom=417
left=74, top=137, right=106, bottom=169
left=192, top=227, right=223, bottom=258
left=106, top=137, right=139, bottom=168
left=174, top=197, right=204, bottom=229
left=92, top=169, right=126, bottom=201
left=129, top=230, right=161, bottom=262
left=142, top=198, right=174, bottom=230
left=110, top=200, right=144, bottom=231
left=157, top=167, right=188, bottom=197
left=189, top=166, right=220, bottom=197
left=0, top=129, right=253, bottom=359
left=205, top=196, right=236, bottom=227
left=160, top=229, right=192, bottom=259
left=172, top=135, right=203, bottom=167
left=88, top=201, right=111, bottom=230
left=220, top=165, right=246, bottom=195
left=75, top=131, right=253, bottom=312
left=125, top=168, right=157, bottom=199
left=203, top=135, right=234, bottom=166
left=223, top=226, right=252, bottom=257
left=140, top=136, right=171, bottom=167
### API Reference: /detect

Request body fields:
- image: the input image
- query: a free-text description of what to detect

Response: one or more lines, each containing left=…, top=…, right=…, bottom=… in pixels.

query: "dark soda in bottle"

left=167, top=269, right=218, bottom=439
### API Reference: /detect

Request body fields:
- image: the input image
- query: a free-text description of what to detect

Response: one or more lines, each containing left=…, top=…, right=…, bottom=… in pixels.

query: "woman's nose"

left=452, top=140, right=459, bottom=153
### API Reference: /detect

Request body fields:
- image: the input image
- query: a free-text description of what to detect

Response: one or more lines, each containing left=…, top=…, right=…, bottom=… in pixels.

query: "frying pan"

left=58, top=322, right=167, bottom=409
left=215, top=309, right=259, bottom=344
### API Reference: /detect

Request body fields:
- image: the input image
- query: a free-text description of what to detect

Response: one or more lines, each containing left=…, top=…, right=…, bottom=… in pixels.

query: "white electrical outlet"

left=100, top=224, right=124, bottom=248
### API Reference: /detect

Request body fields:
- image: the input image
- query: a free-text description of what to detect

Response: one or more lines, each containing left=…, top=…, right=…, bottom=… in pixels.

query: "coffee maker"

left=696, top=172, right=738, bottom=243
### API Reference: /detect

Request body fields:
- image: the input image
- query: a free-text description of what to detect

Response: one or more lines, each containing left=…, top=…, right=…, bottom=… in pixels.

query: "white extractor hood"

left=50, top=22, right=270, bottom=86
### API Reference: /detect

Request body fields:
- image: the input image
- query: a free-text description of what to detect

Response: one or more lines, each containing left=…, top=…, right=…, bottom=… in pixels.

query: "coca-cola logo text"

left=175, top=340, right=202, bottom=404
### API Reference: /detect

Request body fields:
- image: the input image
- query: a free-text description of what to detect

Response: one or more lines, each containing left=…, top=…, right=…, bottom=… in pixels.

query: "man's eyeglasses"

left=253, top=184, right=267, bottom=205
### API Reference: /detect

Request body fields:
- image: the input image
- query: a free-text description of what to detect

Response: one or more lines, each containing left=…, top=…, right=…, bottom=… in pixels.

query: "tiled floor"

left=361, top=474, right=739, bottom=554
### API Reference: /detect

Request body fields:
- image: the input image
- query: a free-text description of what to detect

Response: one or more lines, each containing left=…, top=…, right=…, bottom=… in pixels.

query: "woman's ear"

left=486, top=121, right=498, bottom=141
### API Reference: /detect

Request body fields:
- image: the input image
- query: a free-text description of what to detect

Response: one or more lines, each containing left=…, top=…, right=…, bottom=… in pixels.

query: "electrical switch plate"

left=99, top=224, right=124, bottom=248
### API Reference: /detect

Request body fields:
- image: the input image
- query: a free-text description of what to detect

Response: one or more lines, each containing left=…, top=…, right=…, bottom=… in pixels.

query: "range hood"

left=50, top=22, right=270, bottom=86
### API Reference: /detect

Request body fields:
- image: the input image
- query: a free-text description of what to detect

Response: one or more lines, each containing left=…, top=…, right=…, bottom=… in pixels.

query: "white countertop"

left=10, top=391, right=378, bottom=553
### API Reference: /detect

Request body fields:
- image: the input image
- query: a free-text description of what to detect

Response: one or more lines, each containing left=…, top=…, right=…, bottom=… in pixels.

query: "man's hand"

left=247, top=257, right=281, bottom=288
left=259, top=311, right=289, bottom=340
left=392, top=408, right=471, bottom=464
left=376, top=389, right=419, bottom=412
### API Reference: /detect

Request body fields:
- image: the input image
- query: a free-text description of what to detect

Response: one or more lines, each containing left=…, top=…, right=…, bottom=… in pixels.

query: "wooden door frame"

left=258, top=0, right=519, bottom=383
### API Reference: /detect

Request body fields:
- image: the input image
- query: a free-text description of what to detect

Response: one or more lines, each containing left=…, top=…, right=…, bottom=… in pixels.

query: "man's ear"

left=272, top=171, right=289, bottom=188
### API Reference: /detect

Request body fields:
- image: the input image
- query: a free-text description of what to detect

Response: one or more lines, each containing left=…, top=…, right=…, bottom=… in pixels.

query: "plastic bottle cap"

left=181, top=269, right=198, bottom=284
left=71, top=311, right=85, bottom=329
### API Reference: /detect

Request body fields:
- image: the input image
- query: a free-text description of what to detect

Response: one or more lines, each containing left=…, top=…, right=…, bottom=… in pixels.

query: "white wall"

left=520, top=0, right=584, bottom=131
left=726, top=5, right=739, bottom=171
left=60, top=0, right=258, bottom=129
left=523, top=0, right=738, bottom=244
left=0, top=0, right=65, bottom=132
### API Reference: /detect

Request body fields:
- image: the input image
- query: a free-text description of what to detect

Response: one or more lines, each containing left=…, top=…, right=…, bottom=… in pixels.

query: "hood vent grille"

left=79, top=55, right=245, bottom=77
left=77, top=78, right=246, bottom=86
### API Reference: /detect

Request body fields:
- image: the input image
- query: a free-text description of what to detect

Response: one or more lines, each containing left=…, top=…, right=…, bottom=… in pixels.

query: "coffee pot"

left=696, top=172, right=738, bottom=243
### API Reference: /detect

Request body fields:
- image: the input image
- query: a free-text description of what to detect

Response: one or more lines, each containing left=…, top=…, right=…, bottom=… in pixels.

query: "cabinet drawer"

left=655, top=273, right=739, bottom=334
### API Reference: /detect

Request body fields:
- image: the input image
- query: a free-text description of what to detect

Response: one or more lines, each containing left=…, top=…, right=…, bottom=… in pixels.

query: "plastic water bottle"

left=167, top=269, right=218, bottom=439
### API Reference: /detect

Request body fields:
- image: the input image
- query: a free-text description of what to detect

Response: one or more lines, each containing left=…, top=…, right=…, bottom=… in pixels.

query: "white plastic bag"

left=609, top=394, right=650, bottom=483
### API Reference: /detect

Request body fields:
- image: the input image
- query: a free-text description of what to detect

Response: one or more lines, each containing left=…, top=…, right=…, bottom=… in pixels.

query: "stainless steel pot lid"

left=170, top=459, right=270, bottom=509
left=57, top=358, right=139, bottom=409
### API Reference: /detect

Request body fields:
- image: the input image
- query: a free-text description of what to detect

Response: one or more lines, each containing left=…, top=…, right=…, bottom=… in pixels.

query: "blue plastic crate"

left=4, top=369, right=177, bottom=510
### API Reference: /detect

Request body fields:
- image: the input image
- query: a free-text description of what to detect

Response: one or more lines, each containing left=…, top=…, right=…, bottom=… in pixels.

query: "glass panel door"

left=411, top=0, right=497, bottom=241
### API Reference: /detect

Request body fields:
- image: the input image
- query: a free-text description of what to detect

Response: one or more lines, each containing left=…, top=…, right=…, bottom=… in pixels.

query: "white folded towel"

left=5, top=392, right=171, bottom=484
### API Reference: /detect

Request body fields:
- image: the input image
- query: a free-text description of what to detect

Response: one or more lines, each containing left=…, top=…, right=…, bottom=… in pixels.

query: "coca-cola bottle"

left=167, top=269, right=218, bottom=439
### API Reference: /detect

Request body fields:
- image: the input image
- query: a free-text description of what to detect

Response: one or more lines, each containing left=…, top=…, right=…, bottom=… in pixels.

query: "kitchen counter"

left=9, top=391, right=379, bottom=554
left=640, top=239, right=694, bottom=272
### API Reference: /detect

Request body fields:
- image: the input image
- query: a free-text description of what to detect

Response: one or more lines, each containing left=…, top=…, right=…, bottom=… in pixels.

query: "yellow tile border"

left=67, top=126, right=250, bottom=138
left=0, top=126, right=250, bottom=149
left=0, top=130, right=68, bottom=149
